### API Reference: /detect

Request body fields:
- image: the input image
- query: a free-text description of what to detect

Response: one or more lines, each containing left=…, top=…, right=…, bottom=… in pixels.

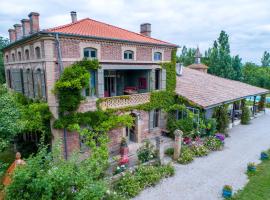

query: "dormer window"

left=12, top=53, right=15, bottom=62
left=154, top=52, right=162, bottom=61
left=124, top=50, right=134, bottom=60
left=35, top=47, right=41, bottom=59
left=84, top=48, right=97, bottom=59
left=18, top=52, right=22, bottom=61
left=25, top=49, right=30, bottom=60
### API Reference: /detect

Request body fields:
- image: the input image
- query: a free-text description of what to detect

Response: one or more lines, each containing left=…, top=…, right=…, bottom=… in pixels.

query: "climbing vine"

left=212, top=105, right=229, bottom=134
left=162, top=49, right=177, bottom=92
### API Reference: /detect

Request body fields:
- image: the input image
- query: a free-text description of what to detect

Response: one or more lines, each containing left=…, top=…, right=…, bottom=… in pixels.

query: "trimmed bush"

left=241, top=101, right=251, bottom=125
left=177, top=146, right=195, bottom=164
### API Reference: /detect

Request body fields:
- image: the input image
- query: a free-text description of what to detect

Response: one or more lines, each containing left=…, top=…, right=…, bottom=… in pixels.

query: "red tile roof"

left=176, top=67, right=269, bottom=109
left=46, top=18, right=177, bottom=47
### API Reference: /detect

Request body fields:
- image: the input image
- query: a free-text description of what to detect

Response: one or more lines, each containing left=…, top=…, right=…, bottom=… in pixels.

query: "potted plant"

left=261, top=151, right=269, bottom=160
left=247, top=162, right=256, bottom=172
left=222, top=185, right=233, bottom=198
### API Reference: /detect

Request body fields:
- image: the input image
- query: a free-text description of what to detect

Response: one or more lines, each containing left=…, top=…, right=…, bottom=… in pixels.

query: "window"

left=25, top=49, right=30, bottom=60
left=154, top=52, right=162, bottom=61
left=155, top=69, right=161, bottom=90
left=84, top=70, right=97, bottom=97
left=12, top=53, right=15, bottom=62
left=18, top=52, right=22, bottom=61
left=6, top=69, right=11, bottom=88
left=5, top=55, right=8, bottom=63
left=153, top=109, right=160, bottom=128
left=84, top=48, right=97, bottom=59
left=35, top=47, right=41, bottom=59
left=124, top=50, right=134, bottom=60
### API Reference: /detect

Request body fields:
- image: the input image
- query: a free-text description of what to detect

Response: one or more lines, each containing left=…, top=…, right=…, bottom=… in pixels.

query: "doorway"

left=104, top=70, right=117, bottom=97
left=125, top=113, right=137, bottom=143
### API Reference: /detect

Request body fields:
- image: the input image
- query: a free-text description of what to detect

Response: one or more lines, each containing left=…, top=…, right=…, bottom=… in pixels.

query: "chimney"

left=140, top=23, right=151, bottom=37
left=8, top=29, right=16, bottom=43
left=28, top=12, right=40, bottom=34
left=21, top=19, right=31, bottom=37
left=70, top=11, right=77, bottom=23
left=14, top=24, right=23, bottom=40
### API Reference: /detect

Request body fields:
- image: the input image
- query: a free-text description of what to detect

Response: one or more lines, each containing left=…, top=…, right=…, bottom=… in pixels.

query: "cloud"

left=1, top=0, right=270, bottom=64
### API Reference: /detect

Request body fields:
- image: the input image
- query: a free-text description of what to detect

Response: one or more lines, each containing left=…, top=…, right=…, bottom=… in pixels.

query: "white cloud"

left=1, top=0, right=270, bottom=63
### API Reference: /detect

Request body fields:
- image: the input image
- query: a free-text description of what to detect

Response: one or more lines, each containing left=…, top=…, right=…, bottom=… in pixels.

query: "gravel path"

left=134, top=110, right=270, bottom=200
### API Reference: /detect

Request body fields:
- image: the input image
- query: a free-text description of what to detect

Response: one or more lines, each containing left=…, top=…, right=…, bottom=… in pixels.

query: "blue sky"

left=1, top=0, right=270, bottom=64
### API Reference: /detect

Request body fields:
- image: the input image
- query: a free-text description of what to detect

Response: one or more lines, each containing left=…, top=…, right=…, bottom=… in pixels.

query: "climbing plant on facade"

left=212, top=105, right=229, bottom=134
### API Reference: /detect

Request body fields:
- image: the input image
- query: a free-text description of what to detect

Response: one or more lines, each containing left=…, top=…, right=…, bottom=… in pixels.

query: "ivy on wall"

left=162, top=49, right=177, bottom=92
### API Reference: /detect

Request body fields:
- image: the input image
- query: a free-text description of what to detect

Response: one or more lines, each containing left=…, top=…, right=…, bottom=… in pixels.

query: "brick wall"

left=61, top=40, right=80, bottom=58
left=101, top=44, right=121, bottom=60
left=136, top=46, right=152, bottom=61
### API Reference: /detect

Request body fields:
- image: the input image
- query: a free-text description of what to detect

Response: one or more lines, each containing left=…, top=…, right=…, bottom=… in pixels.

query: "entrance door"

left=104, top=71, right=117, bottom=97
left=126, top=126, right=136, bottom=143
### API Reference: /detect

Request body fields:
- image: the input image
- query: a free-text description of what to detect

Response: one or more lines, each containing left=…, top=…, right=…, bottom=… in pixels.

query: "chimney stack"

left=140, top=23, right=151, bottom=37
left=8, top=29, right=16, bottom=43
left=71, top=11, right=77, bottom=23
left=14, top=24, right=23, bottom=40
left=28, top=12, right=40, bottom=34
left=21, top=19, right=31, bottom=37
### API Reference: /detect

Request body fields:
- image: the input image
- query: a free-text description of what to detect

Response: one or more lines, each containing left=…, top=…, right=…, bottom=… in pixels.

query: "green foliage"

left=213, top=105, right=229, bottom=134
left=190, top=144, right=209, bottom=157
left=165, top=147, right=174, bottom=156
left=162, top=49, right=177, bottom=92
left=204, top=118, right=217, bottom=136
left=5, top=142, right=109, bottom=200
left=177, top=46, right=196, bottom=66
left=54, top=59, right=100, bottom=114
left=258, top=95, right=266, bottom=111
left=177, top=146, right=194, bottom=164
left=137, top=140, right=156, bottom=163
left=241, top=100, right=251, bottom=125
left=0, top=37, right=9, bottom=84
left=204, top=136, right=223, bottom=151
left=113, top=164, right=174, bottom=198
left=261, top=51, right=270, bottom=67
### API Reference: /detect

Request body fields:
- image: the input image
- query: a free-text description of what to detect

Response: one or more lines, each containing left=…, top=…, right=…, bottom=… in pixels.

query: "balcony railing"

left=99, top=93, right=150, bottom=110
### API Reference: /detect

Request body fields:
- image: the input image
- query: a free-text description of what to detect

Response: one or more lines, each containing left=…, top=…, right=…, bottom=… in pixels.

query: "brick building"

left=3, top=11, right=178, bottom=157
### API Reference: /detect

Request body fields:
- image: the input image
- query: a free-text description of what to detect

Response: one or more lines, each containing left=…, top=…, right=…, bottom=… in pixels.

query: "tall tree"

left=231, top=55, right=243, bottom=81
left=177, top=46, right=196, bottom=66
left=261, top=51, right=270, bottom=67
left=0, top=36, right=9, bottom=84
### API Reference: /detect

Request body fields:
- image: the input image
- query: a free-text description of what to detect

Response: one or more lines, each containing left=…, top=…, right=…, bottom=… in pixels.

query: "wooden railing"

left=99, top=93, right=150, bottom=110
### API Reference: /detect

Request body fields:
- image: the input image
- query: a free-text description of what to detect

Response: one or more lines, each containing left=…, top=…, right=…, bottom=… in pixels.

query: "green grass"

left=232, top=150, right=270, bottom=200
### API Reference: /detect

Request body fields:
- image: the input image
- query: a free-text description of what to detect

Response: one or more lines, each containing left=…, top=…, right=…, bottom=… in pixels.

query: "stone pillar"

left=173, top=129, right=183, bottom=160
left=137, top=116, right=142, bottom=143
left=156, top=136, right=164, bottom=164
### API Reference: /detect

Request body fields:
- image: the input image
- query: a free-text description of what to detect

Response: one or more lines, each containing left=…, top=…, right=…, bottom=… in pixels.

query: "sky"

left=1, top=0, right=270, bottom=64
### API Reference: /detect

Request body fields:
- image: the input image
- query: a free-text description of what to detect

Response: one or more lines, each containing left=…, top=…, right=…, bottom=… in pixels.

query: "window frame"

left=5, top=55, right=8, bottom=63
left=25, top=49, right=30, bottom=60
left=83, top=47, right=97, bottom=59
left=153, top=109, right=160, bottom=128
left=124, top=50, right=134, bottom=60
left=35, top=46, right=41, bottom=59
left=11, top=53, right=15, bottom=62
left=18, top=51, right=22, bottom=61
left=154, top=52, right=162, bottom=61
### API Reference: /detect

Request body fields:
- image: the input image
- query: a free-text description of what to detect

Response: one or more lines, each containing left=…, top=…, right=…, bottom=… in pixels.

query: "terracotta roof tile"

left=46, top=18, right=177, bottom=47
left=176, top=67, right=269, bottom=109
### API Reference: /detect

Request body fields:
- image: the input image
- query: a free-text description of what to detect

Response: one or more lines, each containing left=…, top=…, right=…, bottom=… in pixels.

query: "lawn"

left=232, top=149, right=270, bottom=200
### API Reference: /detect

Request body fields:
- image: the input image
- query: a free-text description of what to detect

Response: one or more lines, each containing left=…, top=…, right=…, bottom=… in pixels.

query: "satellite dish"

left=176, top=63, right=183, bottom=76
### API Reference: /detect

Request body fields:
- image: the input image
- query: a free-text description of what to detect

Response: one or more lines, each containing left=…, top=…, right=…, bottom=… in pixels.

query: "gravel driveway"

left=134, top=110, right=270, bottom=200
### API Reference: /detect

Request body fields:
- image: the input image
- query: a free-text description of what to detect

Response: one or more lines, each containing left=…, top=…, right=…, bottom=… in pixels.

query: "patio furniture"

left=123, top=86, right=138, bottom=95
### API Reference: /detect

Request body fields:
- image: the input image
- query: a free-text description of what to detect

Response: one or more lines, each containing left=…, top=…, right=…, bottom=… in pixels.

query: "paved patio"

left=134, top=110, right=270, bottom=200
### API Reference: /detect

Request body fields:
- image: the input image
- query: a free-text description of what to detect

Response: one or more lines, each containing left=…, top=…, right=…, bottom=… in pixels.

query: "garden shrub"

left=177, top=146, right=195, bottom=164
left=137, top=140, right=156, bottom=163
left=213, top=105, right=229, bottom=134
left=241, top=100, right=251, bottom=125
left=204, top=136, right=224, bottom=151
left=113, top=164, right=174, bottom=198
left=165, top=147, right=174, bottom=156
left=190, top=144, right=209, bottom=157
left=204, top=118, right=217, bottom=136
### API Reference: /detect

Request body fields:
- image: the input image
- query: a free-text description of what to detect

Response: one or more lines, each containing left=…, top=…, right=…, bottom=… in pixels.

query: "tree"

left=231, top=55, right=243, bottom=81
left=177, top=46, right=196, bottom=66
left=261, top=51, right=270, bottom=67
left=0, top=37, right=9, bottom=84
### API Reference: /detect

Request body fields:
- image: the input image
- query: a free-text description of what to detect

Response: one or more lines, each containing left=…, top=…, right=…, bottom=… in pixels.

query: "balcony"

left=99, top=93, right=150, bottom=110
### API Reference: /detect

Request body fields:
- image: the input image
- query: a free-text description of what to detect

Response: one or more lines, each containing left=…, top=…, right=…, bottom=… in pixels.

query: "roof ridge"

left=46, top=17, right=176, bottom=46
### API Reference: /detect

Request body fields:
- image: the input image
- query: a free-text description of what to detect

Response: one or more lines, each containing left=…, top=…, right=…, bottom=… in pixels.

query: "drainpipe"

left=55, top=33, right=67, bottom=160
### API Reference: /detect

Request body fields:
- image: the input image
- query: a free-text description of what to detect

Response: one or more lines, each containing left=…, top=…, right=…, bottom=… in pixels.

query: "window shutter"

left=12, top=69, right=23, bottom=93
left=23, top=69, right=29, bottom=97
left=97, top=69, right=104, bottom=98
left=161, top=69, right=166, bottom=90
left=150, top=69, right=155, bottom=91
left=159, top=110, right=166, bottom=129
left=149, top=110, right=154, bottom=131
left=40, top=69, right=46, bottom=100
left=5, top=70, right=10, bottom=88
left=28, top=70, right=34, bottom=98
left=33, top=70, right=38, bottom=98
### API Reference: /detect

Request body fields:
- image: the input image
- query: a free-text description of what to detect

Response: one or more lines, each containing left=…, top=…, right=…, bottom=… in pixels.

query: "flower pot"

left=222, top=189, right=232, bottom=198
left=247, top=166, right=256, bottom=172
left=261, top=152, right=269, bottom=160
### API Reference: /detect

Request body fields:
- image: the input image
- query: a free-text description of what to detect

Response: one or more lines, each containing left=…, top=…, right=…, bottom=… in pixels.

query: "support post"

left=156, top=136, right=164, bottom=164
left=253, top=96, right=256, bottom=117
left=231, top=103, right=235, bottom=124
left=173, top=129, right=183, bottom=160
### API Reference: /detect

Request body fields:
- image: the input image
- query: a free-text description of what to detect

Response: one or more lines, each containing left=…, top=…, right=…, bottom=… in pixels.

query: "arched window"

left=18, top=52, right=22, bottom=61
left=124, top=50, right=134, bottom=60
left=5, top=55, right=8, bottom=63
left=35, top=47, right=41, bottom=59
left=25, top=49, right=30, bottom=60
left=12, top=53, right=15, bottom=62
left=154, top=52, right=162, bottom=61
left=6, top=69, right=11, bottom=88
left=84, top=48, right=97, bottom=59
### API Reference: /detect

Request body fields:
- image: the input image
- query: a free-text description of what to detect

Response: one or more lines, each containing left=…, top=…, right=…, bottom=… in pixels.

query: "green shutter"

left=11, top=69, right=23, bottom=93
left=23, top=69, right=29, bottom=97
left=40, top=69, right=46, bottom=100
left=28, top=70, right=34, bottom=98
